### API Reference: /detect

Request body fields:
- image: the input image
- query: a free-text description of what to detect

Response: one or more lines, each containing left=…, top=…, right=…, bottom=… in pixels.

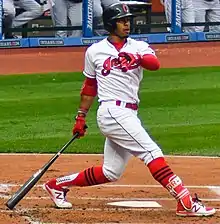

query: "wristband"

left=77, top=108, right=88, bottom=117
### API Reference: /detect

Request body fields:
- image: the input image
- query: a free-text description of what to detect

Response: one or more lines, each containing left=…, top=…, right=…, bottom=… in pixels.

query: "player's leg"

left=43, top=137, right=131, bottom=208
left=12, top=0, right=43, bottom=28
left=101, top=105, right=215, bottom=217
left=3, top=0, right=16, bottom=38
left=181, top=0, right=195, bottom=32
left=67, top=2, right=82, bottom=37
left=94, top=0, right=102, bottom=18
left=163, top=0, right=172, bottom=32
left=207, top=7, right=220, bottom=32
left=195, top=10, right=207, bottom=32
left=101, top=0, right=120, bottom=9
left=93, top=0, right=105, bottom=36
left=50, top=0, right=68, bottom=37
left=192, top=0, right=207, bottom=32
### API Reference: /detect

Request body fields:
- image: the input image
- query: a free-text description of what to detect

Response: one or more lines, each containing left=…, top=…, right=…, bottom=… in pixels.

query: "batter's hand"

left=118, top=52, right=141, bottom=72
left=72, top=116, right=87, bottom=138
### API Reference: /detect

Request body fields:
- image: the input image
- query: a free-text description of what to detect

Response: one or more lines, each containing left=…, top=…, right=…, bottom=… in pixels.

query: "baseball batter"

left=43, top=3, right=215, bottom=217
left=192, top=0, right=220, bottom=32
left=163, top=0, right=195, bottom=32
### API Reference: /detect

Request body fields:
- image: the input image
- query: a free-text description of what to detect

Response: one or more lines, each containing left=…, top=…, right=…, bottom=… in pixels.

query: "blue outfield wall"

left=0, top=32, right=220, bottom=49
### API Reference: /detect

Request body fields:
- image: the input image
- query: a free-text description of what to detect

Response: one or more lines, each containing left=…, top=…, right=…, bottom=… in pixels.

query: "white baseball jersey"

left=83, top=38, right=155, bottom=104
left=84, top=38, right=163, bottom=181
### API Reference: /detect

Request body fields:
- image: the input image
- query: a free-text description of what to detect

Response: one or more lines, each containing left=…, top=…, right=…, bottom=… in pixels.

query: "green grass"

left=1, top=67, right=220, bottom=156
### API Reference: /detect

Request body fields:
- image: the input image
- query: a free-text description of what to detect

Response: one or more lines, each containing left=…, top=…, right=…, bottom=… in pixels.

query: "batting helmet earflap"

left=102, top=3, right=134, bottom=32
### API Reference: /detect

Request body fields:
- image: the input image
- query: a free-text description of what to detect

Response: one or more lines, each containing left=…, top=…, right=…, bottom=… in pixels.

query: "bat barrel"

left=6, top=172, right=43, bottom=209
left=5, top=133, right=79, bottom=210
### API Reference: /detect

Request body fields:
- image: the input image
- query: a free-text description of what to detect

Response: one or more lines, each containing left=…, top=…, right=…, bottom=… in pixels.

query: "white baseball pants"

left=50, top=0, right=82, bottom=37
left=12, top=0, right=44, bottom=28
left=97, top=101, right=163, bottom=181
left=192, top=0, right=220, bottom=32
left=164, top=0, right=195, bottom=32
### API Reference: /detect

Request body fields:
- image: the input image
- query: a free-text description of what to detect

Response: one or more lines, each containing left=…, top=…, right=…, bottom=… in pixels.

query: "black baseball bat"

left=6, top=133, right=79, bottom=210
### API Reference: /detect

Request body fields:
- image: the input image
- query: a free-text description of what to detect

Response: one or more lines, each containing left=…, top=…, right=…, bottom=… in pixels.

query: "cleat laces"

left=63, top=188, right=69, bottom=202
left=193, top=193, right=205, bottom=208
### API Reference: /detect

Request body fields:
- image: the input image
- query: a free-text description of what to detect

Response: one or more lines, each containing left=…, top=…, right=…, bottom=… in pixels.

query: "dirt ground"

left=0, top=155, right=219, bottom=224
left=0, top=42, right=220, bottom=223
left=0, top=42, right=220, bottom=75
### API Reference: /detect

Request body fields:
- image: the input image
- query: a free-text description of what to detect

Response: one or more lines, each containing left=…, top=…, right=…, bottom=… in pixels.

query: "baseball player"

left=162, top=0, right=195, bottom=32
left=3, top=0, right=47, bottom=38
left=43, top=3, right=215, bottom=217
left=192, top=0, right=220, bottom=32
left=3, top=0, right=47, bottom=37
left=93, top=0, right=120, bottom=35
left=3, top=0, right=15, bottom=38
left=94, top=0, right=120, bottom=18
left=49, top=0, right=82, bottom=37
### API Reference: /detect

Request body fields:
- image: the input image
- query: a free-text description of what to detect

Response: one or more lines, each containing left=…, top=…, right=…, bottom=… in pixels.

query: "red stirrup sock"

left=48, top=166, right=110, bottom=188
left=147, top=157, right=192, bottom=210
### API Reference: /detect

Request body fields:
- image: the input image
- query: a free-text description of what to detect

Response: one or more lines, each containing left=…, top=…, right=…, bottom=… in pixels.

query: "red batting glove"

left=118, top=52, right=141, bottom=72
left=72, top=116, right=86, bottom=138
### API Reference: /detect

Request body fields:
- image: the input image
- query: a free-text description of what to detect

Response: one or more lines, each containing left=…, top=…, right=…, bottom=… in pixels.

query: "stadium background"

left=0, top=1, right=220, bottom=223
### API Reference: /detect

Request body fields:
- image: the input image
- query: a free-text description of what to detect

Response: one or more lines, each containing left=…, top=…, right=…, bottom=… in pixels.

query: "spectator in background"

left=192, top=0, right=220, bottom=32
left=3, top=0, right=15, bottom=38
left=162, top=0, right=195, bottom=32
left=94, top=0, right=121, bottom=20
left=93, top=0, right=120, bottom=35
left=12, top=0, right=48, bottom=28
left=3, top=0, right=48, bottom=38
left=49, top=0, right=82, bottom=37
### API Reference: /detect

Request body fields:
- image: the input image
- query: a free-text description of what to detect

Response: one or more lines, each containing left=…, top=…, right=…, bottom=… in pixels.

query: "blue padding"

left=0, top=32, right=219, bottom=49
left=0, top=38, right=29, bottom=48
left=197, top=32, right=220, bottom=41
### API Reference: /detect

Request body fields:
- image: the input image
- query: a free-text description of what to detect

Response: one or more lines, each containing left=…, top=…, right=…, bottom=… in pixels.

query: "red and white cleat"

left=43, top=180, right=72, bottom=209
left=176, top=194, right=216, bottom=217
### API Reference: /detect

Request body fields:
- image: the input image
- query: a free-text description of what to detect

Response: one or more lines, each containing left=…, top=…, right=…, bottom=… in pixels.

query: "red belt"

left=116, top=100, right=138, bottom=110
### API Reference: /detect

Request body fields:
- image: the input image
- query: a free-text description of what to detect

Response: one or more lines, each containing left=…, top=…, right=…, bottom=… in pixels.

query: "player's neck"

left=108, top=35, right=127, bottom=44
left=107, top=36, right=127, bottom=51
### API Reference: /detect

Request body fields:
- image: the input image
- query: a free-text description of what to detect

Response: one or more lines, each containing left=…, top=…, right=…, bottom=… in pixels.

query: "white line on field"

left=209, top=186, right=220, bottom=197
left=1, top=195, right=220, bottom=202
left=1, top=183, right=220, bottom=189
left=0, top=153, right=219, bottom=159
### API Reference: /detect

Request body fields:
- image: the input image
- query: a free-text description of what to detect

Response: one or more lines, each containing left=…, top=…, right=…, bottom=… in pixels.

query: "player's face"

left=115, top=17, right=131, bottom=38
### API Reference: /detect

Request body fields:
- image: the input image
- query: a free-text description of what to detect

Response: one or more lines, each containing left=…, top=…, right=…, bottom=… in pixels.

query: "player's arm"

left=140, top=54, right=160, bottom=71
left=118, top=52, right=160, bottom=71
left=72, top=77, right=97, bottom=138
left=78, top=77, right=97, bottom=116
left=139, top=42, right=160, bottom=71
left=72, top=46, right=97, bottom=138
left=118, top=42, right=160, bottom=71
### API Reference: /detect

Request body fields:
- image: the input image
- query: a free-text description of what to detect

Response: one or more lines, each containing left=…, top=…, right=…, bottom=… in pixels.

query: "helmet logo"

left=122, top=4, right=129, bottom=13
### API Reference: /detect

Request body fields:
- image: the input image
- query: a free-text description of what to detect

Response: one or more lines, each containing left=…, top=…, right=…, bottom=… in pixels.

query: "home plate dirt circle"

left=107, top=201, right=162, bottom=208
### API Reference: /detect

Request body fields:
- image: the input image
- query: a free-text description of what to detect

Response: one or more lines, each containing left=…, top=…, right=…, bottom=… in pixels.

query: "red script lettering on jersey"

left=101, top=56, right=139, bottom=76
